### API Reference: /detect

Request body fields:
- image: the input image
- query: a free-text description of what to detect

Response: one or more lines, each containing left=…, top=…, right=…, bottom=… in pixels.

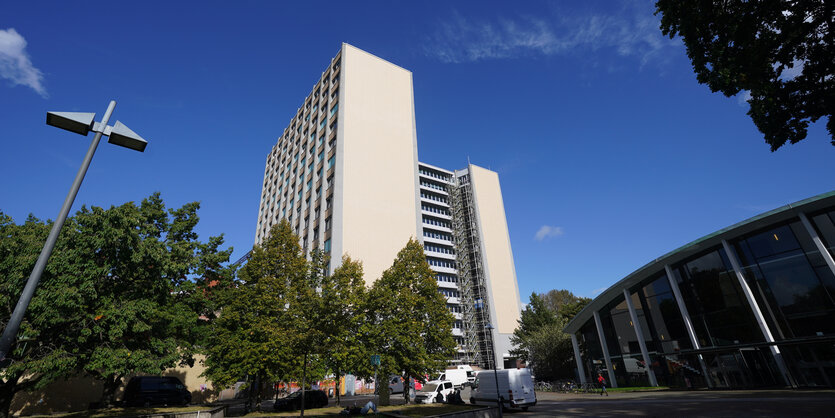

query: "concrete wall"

left=333, top=43, right=420, bottom=285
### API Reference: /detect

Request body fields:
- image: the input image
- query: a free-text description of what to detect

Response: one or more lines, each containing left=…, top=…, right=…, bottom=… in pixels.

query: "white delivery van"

left=469, top=368, right=536, bottom=411
left=414, top=380, right=454, bottom=404
left=455, top=365, right=477, bottom=385
left=436, top=369, right=470, bottom=388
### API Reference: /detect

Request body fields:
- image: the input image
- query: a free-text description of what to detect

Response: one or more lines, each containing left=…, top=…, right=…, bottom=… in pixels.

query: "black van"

left=123, top=376, right=192, bottom=407
left=273, top=390, right=329, bottom=411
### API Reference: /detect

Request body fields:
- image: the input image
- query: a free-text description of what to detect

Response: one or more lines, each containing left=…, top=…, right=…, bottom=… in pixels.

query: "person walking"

left=597, top=374, right=608, bottom=396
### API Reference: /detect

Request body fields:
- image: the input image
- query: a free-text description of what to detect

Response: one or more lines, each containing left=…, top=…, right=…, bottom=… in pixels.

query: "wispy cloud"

left=424, top=4, right=679, bottom=68
left=535, top=225, right=564, bottom=241
left=0, top=28, right=47, bottom=97
left=737, top=90, right=752, bottom=106
left=592, top=286, right=608, bottom=296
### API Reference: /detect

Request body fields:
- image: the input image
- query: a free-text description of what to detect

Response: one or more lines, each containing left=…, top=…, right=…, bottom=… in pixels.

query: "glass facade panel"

left=702, top=347, right=780, bottom=389
left=673, top=248, right=763, bottom=347
left=782, top=342, right=835, bottom=387
left=599, top=296, right=649, bottom=387
left=567, top=197, right=835, bottom=389
left=577, top=321, right=604, bottom=382
left=637, top=273, right=692, bottom=353
left=732, top=221, right=835, bottom=338
left=811, top=210, right=835, bottom=257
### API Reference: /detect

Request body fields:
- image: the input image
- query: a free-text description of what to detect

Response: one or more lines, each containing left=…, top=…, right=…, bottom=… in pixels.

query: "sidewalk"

left=535, top=388, right=835, bottom=402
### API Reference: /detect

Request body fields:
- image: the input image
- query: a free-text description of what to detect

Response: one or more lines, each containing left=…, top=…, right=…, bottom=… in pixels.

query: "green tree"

left=1, top=194, right=233, bottom=415
left=655, top=0, right=834, bottom=150
left=511, top=290, right=590, bottom=382
left=202, top=220, right=305, bottom=411
left=366, top=238, right=456, bottom=405
left=68, top=194, right=232, bottom=406
left=0, top=213, right=71, bottom=418
left=284, top=249, right=328, bottom=417
left=320, top=256, right=368, bottom=406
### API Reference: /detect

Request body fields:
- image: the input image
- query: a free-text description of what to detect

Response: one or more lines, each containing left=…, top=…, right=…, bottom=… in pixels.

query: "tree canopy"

left=366, top=238, right=456, bottom=405
left=319, top=256, right=368, bottom=406
left=656, top=0, right=834, bottom=150
left=510, top=290, right=590, bottom=382
left=202, top=220, right=307, bottom=409
left=0, top=194, right=233, bottom=416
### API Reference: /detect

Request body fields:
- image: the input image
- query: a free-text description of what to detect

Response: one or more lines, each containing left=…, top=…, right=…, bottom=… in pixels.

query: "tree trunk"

left=300, top=352, right=307, bottom=417
left=254, top=372, right=262, bottom=412
left=403, top=374, right=410, bottom=405
left=0, top=372, right=22, bottom=418
left=335, top=372, right=341, bottom=406
left=378, top=379, right=390, bottom=406
left=100, top=373, right=123, bottom=407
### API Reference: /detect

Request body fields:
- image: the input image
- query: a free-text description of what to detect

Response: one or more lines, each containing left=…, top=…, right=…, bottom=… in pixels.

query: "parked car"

left=123, top=376, right=191, bottom=407
left=414, top=380, right=454, bottom=404
left=389, top=375, right=404, bottom=394
left=273, top=390, right=329, bottom=411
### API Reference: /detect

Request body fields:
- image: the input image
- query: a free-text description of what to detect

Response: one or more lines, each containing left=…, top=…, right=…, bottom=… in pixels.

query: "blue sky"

left=1, top=1, right=832, bottom=303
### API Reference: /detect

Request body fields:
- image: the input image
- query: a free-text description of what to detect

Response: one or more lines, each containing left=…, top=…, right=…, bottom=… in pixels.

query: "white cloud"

left=535, top=225, right=564, bottom=241
left=0, top=28, right=47, bottom=97
left=592, top=287, right=607, bottom=296
left=737, top=90, right=752, bottom=106
left=424, top=4, right=679, bottom=68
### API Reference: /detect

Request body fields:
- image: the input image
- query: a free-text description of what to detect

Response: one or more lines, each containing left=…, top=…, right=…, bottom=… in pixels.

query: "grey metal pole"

left=593, top=311, right=617, bottom=388
left=623, top=289, right=658, bottom=387
left=0, top=100, right=117, bottom=363
left=664, top=265, right=713, bottom=388
left=570, top=333, right=587, bottom=385
left=721, top=239, right=793, bottom=387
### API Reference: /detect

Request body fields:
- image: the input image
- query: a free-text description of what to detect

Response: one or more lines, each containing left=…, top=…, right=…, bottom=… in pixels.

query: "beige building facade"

left=255, top=43, right=419, bottom=285
left=256, top=44, right=521, bottom=368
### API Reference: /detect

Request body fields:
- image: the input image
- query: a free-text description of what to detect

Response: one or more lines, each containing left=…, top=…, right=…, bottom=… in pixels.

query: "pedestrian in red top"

left=597, top=373, right=608, bottom=396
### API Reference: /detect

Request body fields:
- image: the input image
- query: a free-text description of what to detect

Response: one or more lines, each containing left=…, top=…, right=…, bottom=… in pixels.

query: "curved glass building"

left=564, top=191, right=835, bottom=389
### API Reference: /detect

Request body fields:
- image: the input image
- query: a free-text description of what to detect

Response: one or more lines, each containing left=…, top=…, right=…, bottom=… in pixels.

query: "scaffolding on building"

left=450, top=172, right=494, bottom=370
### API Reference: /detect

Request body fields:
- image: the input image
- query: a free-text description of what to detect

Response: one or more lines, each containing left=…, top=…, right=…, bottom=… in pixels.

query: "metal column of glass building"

left=564, top=191, right=835, bottom=389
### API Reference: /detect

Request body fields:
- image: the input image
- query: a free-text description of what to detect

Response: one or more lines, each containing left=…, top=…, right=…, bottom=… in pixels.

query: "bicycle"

left=534, top=381, right=552, bottom=392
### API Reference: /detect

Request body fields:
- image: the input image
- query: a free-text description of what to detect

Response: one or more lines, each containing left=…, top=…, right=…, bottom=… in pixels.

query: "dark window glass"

left=578, top=320, right=603, bottom=382
left=638, top=273, right=692, bottom=353
left=674, top=248, right=763, bottom=347
left=599, top=296, right=650, bottom=387
left=732, top=221, right=835, bottom=338
left=811, top=211, right=835, bottom=256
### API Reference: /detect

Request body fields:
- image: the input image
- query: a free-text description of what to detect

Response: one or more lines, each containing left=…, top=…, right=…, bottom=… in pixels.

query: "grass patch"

left=605, top=386, right=669, bottom=393
left=246, top=403, right=480, bottom=417
left=27, top=405, right=214, bottom=417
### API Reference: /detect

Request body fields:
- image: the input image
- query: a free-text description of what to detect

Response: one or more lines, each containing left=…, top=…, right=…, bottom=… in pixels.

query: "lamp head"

left=46, top=112, right=96, bottom=136
left=108, top=121, right=147, bottom=152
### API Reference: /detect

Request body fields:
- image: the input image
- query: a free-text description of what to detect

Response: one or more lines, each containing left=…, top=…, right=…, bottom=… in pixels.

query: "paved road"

left=511, top=390, right=835, bottom=417
left=225, top=388, right=835, bottom=417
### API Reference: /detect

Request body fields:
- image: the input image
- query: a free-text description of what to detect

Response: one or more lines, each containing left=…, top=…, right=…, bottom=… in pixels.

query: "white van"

left=414, top=380, right=454, bottom=404
left=436, top=369, right=470, bottom=388
left=469, top=368, right=536, bottom=411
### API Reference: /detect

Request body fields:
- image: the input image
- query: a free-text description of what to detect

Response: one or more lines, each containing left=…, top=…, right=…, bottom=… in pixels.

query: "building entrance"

left=704, top=347, right=779, bottom=388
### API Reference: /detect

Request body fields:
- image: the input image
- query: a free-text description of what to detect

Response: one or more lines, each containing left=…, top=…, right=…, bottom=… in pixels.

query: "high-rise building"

left=255, top=43, right=520, bottom=369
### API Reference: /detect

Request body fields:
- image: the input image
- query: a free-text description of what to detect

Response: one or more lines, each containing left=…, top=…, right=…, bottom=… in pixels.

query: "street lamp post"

left=0, top=100, right=147, bottom=363
left=485, top=323, right=502, bottom=418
